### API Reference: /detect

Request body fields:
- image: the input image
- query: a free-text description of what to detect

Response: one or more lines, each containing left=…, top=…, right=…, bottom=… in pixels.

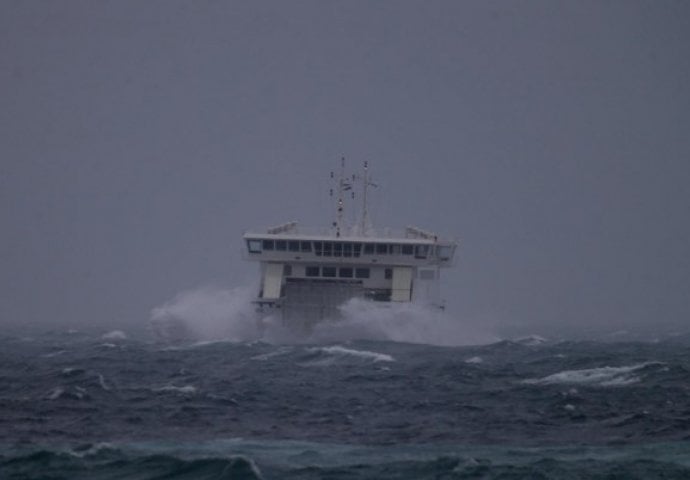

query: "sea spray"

left=312, top=298, right=499, bottom=346
left=149, top=286, right=260, bottom=343
left=150, top=287, right=500, bottom=346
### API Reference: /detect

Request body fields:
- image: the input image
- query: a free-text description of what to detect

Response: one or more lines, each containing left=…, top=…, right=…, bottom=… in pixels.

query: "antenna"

left=360, top=161, right=378, bottom=236
left=335, top=157, right=346, bottom=237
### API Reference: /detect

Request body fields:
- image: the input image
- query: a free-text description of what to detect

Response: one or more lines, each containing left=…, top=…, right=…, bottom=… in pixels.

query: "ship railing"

left=245, top=224, right=458, bottom=244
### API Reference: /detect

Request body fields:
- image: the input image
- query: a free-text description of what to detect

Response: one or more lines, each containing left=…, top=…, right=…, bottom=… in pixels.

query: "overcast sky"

left=1, top=1, right=689, bottom=337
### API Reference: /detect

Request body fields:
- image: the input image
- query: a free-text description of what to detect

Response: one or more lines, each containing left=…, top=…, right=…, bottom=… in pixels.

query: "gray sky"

left=2, top=0, right=689, bottom=337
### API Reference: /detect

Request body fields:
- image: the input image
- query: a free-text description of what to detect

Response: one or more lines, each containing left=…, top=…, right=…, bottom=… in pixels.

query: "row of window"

left=304, top=266, right=371, bottom=279
left=247, top=239, right=447, bottom=259
left=283, top=264, right=434, bottom=280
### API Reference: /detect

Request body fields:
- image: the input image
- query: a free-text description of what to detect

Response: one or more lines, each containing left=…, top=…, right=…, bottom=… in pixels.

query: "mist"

left=1, top=1, right=689, bottom=341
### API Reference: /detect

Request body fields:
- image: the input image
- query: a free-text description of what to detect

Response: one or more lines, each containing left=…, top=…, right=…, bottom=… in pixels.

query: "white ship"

left=243, top=160, right=458, bottom=331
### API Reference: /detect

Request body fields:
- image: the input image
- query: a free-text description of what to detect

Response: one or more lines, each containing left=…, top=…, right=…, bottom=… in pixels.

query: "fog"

left=1, top=1, right=689, bottom=340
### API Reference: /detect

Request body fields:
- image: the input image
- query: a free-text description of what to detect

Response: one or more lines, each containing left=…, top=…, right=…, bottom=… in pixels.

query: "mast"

left=359, top=161, right=377, bottom=236
left=332, top=157, right=354, bottom=237
left=360, top=161, right=369, bottom=235
left=336, top=157, right=344, bottom=237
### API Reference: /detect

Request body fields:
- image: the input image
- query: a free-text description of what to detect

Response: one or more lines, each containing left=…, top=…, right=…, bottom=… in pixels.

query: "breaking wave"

left=522, top=362, right=664, bottom=387
left=311, top=298, right=499, bottom=346
left=149, top=287, right=499, bottom=346
left=149, top=286, right=260, bottom=343
left=303, top=345, right=395, bottom=365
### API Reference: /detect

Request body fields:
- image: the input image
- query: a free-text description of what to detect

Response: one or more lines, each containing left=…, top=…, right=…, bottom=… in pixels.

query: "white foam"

left=102, top=330, right=127, bottom=341
left=513, top=335, right=548, bottom=346
left=46, top=386, right=65, bottom=400
left=464, top=356, right=483, bottom=364
left=251, top=347, right=294, bottom=361
left=42, top=350, right=66, bottom=358
left=307, top=345, right=394, bottom=363
left=523, top=362, right=661, bottom=387
left=150, top=286, right=260, bottom=343
left=149, top=286, right=500, bottom=346
left=153, top=384, right=197, bottom=395
left=97, top=373, right=110, bottom=391
left=311, top=298, right=499, bottom=346
left=66, top=442, right=114, bottom=458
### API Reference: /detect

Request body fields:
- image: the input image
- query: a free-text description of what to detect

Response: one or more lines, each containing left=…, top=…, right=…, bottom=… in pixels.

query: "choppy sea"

left=2, top=326, right=690, bottom=479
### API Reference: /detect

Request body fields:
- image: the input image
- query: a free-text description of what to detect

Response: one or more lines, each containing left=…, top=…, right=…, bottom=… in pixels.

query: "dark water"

left=2, top=331, right=690, bottom=479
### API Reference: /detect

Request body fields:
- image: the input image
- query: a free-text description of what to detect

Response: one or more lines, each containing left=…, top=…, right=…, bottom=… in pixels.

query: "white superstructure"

left=243, top=160, right=457, bottom=330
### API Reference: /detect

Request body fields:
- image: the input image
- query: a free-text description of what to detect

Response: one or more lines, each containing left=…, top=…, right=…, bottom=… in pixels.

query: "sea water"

left=1, top=323, right=690, bottom=479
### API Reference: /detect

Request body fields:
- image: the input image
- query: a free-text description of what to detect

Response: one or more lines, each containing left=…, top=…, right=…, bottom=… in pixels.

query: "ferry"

left=243, top=160, right=458, bottom=331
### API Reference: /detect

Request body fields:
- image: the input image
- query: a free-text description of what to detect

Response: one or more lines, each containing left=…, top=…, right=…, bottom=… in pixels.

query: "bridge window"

left=322, top=266, right=336, bottom=278
left=353, top=243, right=362, bottom=257
left=364, top=243, right=375, bottom=255
left=402, top=244, right=413, bottom=255
left=323, top=242, right=332, bottom=256
left=390, top=244, right=401, bottom=255
left=314, top=242, right=322, bottom=256
left=305, top=266, right=320, bottom=277
left=276, top=240, right=287, bottom=251
left=355, top=268, right=370, bottom=279
left=262, top=240, right=274, bottom=251
left=415, top=244, right=429, bottom=259
left=343, top=243, right=352, bottom=257
left=247, top=240, right=262, bottom=253
left=333, top=242, right=343, bottom=257
left=339, top=267, right=353, bottom=278
left=288, top=241, right=299, bottom=252
left=300, top=241, right=312, bottom=252
left=376, top=243, right=388, bottom=255
left=384, top=268, right=392, bottom=280
left=437, top=246, right=452, bottom=260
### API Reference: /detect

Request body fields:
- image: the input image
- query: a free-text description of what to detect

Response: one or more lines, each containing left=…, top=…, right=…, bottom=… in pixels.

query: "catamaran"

left=243, top=160, right=457, bottom=331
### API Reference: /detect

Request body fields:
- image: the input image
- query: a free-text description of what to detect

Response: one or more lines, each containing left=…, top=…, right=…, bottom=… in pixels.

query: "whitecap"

left=307, top=345, right=394, bottom=363
left=153, top=384, right=197, bottom=395
left=67, top=442, right=115, bottom=458
left=102, top=330, right=127, bottom=341
left=97, top=373, right=111, bottom=391
left=46, top=386, right=65, bottom=400
left=464, top=356, right=483, bottom=364
left=251, top=347, right=294, bottom=361
left=513, top=335, right=548, bottom=346
left=42, top=350, right=66, bottom=358
left=522, top=362, right=662, bottom=387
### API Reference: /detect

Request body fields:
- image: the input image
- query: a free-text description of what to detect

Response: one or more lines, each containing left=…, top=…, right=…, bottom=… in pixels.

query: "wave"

left=522, top=362, right=664, bottom=387
left=149, top=286, right=260, bottom=344
left=251, top=346, right=294, bottom=361
left=152, top=384, right=198, bottom=395
left=44, top=386, right=90, bottom=400
left=101, top=330, right=127, bottom=341
left=307, top=298, right=500, bottom=346
left=0, top=448, right=264, bottom=480
left=2, top=440, right=689, bottom=480
left=305, top=345, right=395, bottom=364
